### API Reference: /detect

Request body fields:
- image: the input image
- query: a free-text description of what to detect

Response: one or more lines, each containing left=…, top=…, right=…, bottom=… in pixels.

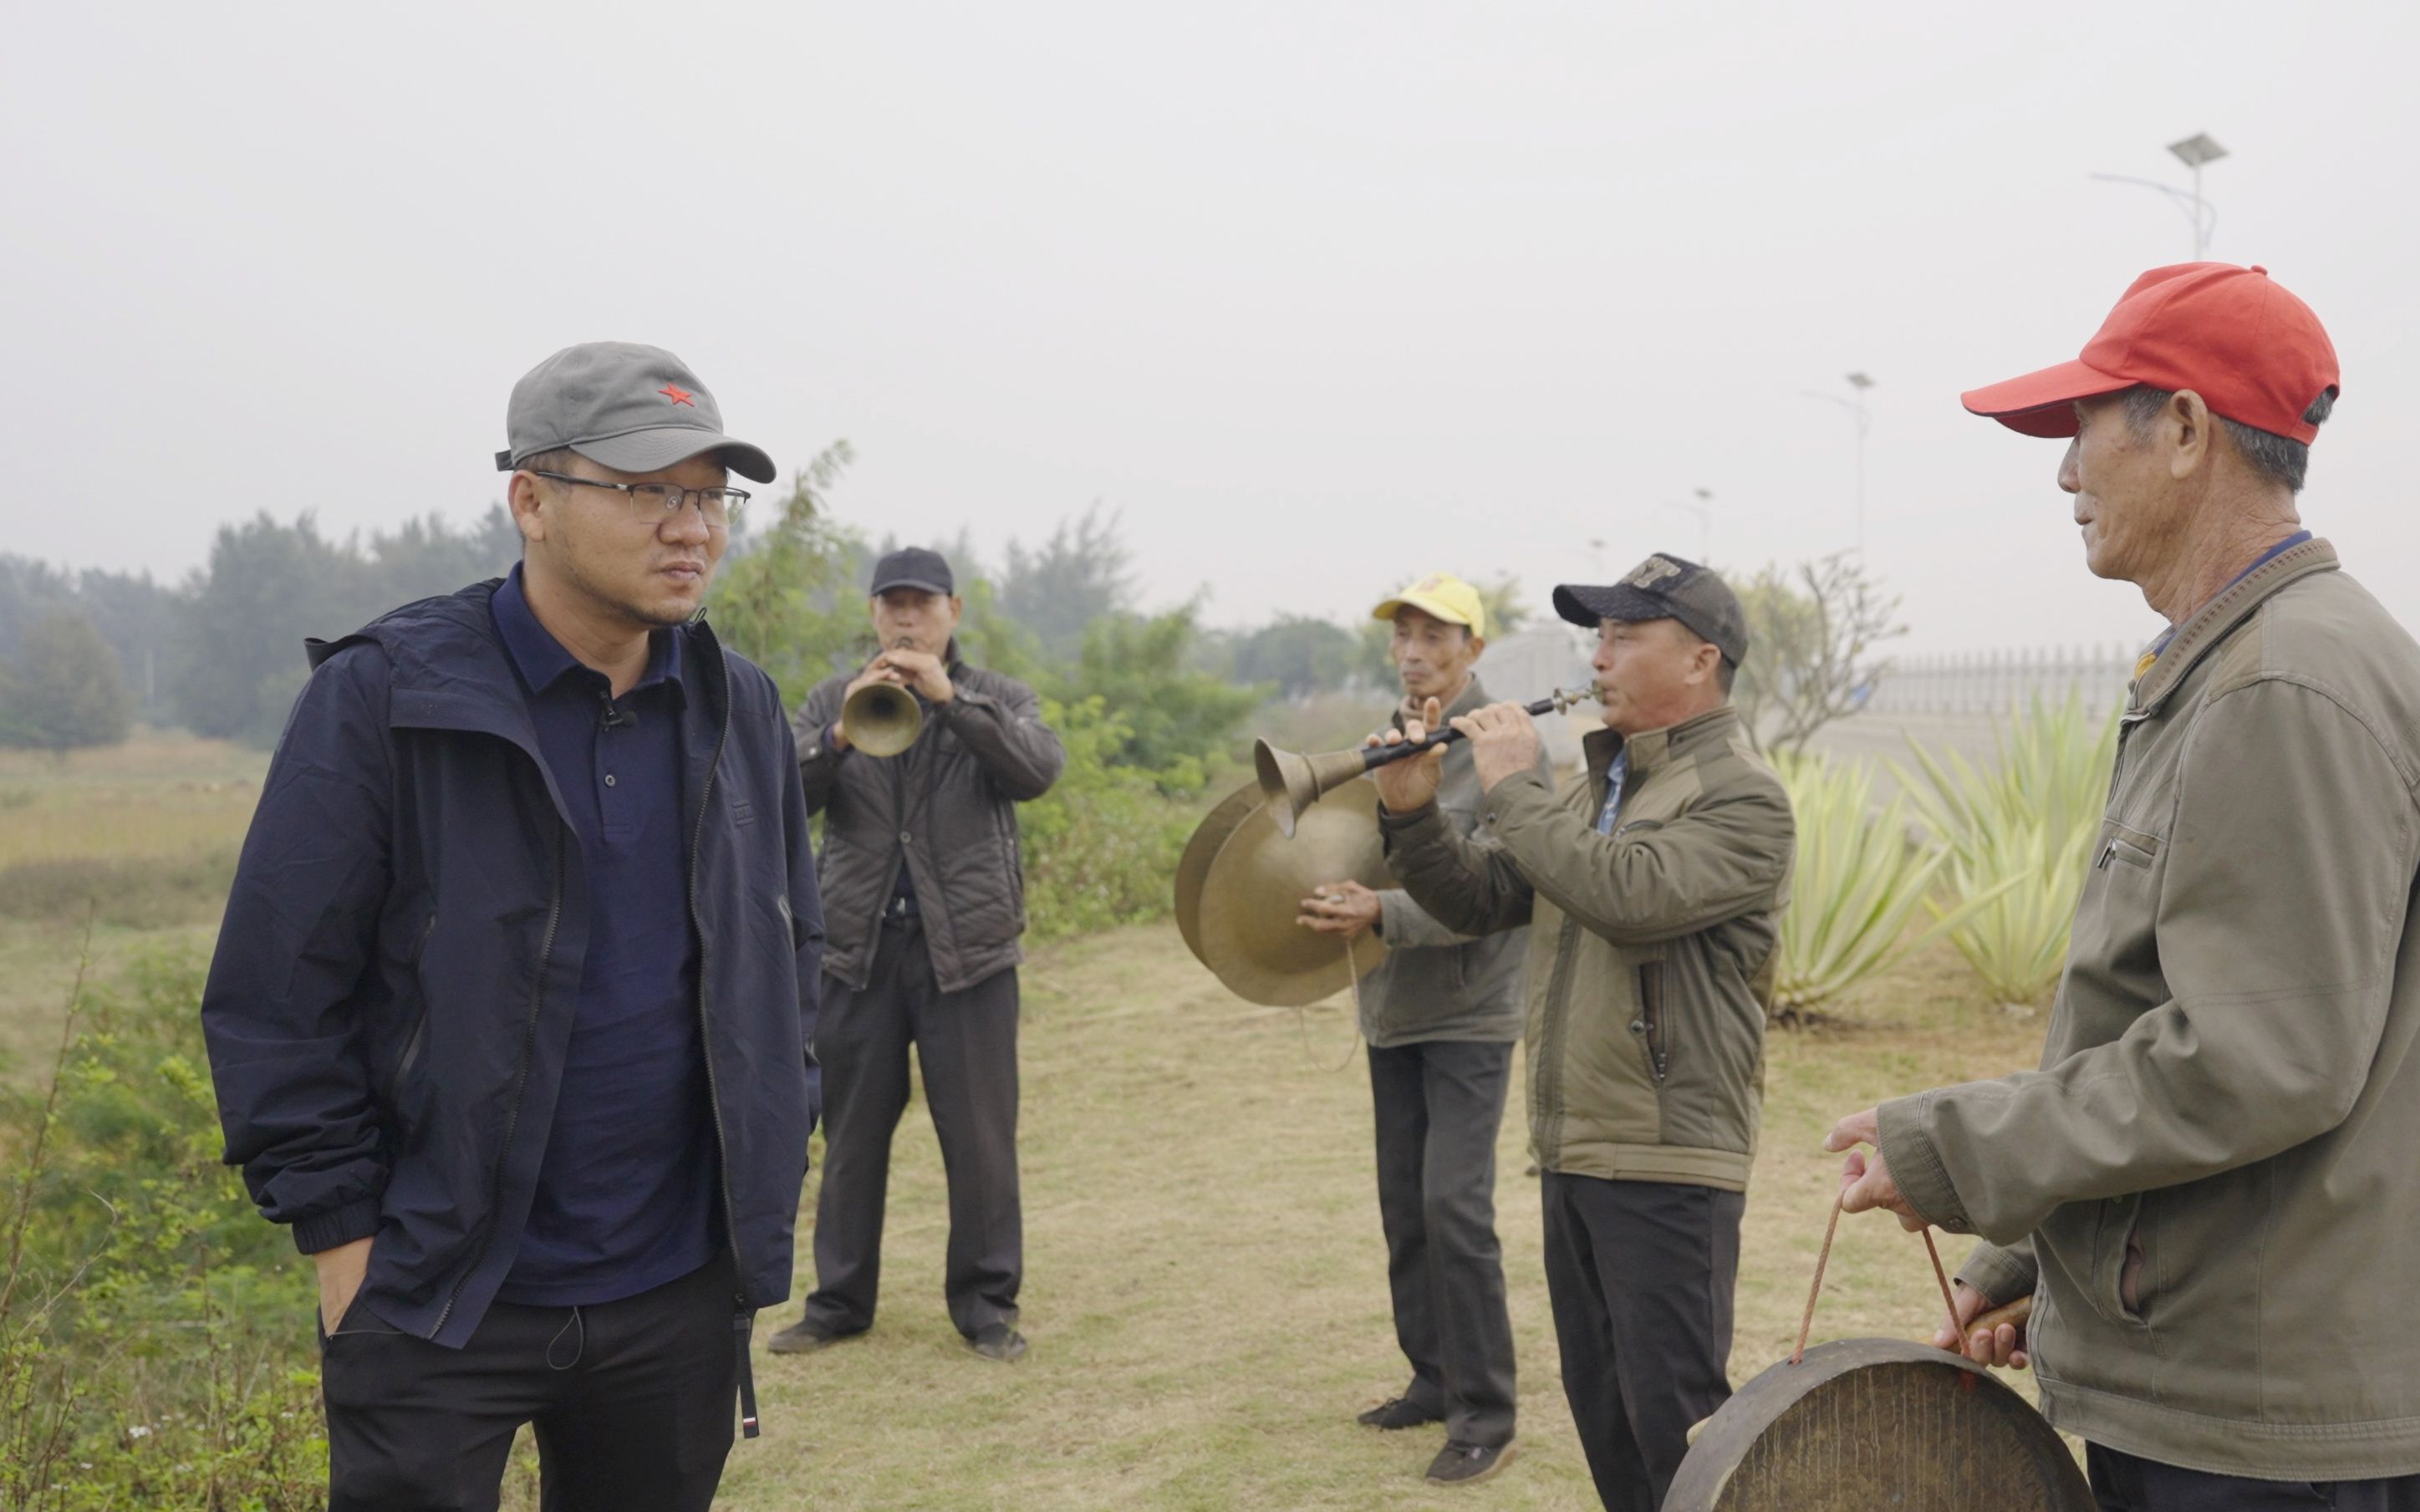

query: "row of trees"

left=2, top=451, right=1902, bottom=761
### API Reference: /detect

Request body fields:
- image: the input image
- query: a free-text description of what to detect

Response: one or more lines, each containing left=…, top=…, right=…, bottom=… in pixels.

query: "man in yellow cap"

left=1298, top=573, right=1545, bottom=1488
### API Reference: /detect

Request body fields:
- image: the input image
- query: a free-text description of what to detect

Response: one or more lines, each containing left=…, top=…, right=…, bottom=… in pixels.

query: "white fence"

left=1864, top=645, right=2135, bottom=716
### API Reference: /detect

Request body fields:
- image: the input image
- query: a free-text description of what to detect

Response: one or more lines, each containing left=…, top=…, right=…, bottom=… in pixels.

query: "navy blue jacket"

left=201, top=581, right=824, bottom=1347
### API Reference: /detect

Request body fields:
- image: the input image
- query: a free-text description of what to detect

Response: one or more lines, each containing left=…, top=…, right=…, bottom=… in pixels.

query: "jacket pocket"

left=2095, top=1192, right=2153, bottom=1326
left=380, top=910, right=439, bottom=1101
left=2096, top=820, right=2162, bottom=873
left=1632, top=961, right=1670, bottom=1083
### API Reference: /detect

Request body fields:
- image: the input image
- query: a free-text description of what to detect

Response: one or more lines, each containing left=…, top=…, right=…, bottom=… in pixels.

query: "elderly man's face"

left=1592, top=616, right=1719, bottom=737
left=2061, top=392, right=2192, bottom=586
left=870, top=588, right=961, bottom=657
left=521, top=452, right=730, bottom=628
left=1389, top=607, right=1484, bottom=704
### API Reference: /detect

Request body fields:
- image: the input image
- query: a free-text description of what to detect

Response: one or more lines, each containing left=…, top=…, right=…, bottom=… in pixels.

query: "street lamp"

left=1664, top=487, right=1714, bottom=563
left=1801, top=373, right=1874, bottom=555
left=2092, top=131, right=2226, bottom=259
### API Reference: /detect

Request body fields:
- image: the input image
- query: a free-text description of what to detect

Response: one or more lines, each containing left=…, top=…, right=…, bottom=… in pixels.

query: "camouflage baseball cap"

left=494, top=341, right=776, bottom=483
left=1553, top=553, right=1749, bottom=664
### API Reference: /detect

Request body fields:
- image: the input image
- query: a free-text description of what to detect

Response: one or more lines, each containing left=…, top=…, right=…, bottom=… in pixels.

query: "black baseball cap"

left=1554, top=553, right=1749, bottom=665
left=870, top=546, right=955, bottom=597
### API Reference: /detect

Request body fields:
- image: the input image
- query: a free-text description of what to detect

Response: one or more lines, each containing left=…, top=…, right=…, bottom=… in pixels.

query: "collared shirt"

left=2135, top=531, right=2313, bottom=680
left=1595, top=748, right=1630, bottom=834
left=488, top=564, right=718, bottom=1307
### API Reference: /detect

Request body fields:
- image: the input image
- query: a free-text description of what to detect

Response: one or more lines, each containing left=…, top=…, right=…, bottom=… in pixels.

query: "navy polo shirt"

left=489, top=566, right=719, bottom=1307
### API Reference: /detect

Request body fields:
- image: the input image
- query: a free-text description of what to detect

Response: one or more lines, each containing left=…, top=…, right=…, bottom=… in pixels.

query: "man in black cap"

left=767, top=547, right=1064, bottom=1363
left=202, top=342, right=824, bottom=1510
left=1373, top=553, right=1793, bottom=1511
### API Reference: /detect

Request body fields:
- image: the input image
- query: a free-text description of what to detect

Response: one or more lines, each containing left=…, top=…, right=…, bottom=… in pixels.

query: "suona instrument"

left=1252, top=685, right=1598, bottom=838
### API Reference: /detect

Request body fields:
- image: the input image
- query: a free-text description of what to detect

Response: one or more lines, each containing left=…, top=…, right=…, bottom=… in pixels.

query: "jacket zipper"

left=380, top=911, right=441, bottom=1100
left=685, top=660, right=756, bottom=1433
left=1634, top=962, right=1669, bottom=1082
left=1534, top=916, right=1582, bottom=1163
left=430, top=834, right=563, bottom=1338
left=2096, top=710, right=2154, bottom=868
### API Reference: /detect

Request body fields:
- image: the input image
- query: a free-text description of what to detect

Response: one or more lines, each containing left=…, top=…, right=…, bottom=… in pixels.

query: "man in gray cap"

left=768, top=546, right=1064, bottom=1364
left=1372, top=553, right=1793, bottom=1512
left=202, top=341, right=824, bottom=1511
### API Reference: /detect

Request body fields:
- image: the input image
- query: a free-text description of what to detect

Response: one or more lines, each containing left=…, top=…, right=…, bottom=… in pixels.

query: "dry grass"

left=0, top=731, right=262, bottom=868
left=724, top=925, right=2046, bottom=1511
left=0, top=732, right=259, bottom=1077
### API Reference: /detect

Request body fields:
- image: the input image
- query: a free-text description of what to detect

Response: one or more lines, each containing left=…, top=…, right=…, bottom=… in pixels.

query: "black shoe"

left=1425, top=1440, right=1516, bottom=1486
left=966, top=1323, right=1028, bottom=1362
left=1357, top=1397, right=1444, bottom=1431
left=764, top=1318, right=862, bottom=1356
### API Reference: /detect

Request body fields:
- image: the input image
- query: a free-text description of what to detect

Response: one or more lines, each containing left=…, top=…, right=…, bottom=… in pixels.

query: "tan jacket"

left=1879, top=541, right=2420, bottom=1479
left=1383, top=705, right=1793, bottom=1189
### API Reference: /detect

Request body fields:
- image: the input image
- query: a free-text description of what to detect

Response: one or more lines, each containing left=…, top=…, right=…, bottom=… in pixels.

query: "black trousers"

left=1367, top=1037, right=1517, bottom=1448
left=1539, top=1172, right=1742, bottom=1512
left=2090, top=1443, right=2420, bottom=1511
left=321, top=1254, right=740, bottom=1512
left=803, top=914, right=1021, bottom=1337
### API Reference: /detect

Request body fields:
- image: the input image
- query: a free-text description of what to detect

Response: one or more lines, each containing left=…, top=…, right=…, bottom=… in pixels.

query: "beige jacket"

left=1880, top=541, right=2420, bottom=1479
left=1383, top=705, right=1793, bottom=1189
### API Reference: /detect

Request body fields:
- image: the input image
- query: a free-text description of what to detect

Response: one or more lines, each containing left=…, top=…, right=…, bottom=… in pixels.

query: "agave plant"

left=1770, top=752, right=2005, bottom=1016
left=1895, top=694, right=2121, bottom=1007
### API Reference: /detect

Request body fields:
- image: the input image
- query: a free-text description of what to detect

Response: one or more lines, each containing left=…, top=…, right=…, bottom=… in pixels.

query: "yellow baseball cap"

left=1371, top=573, right=1487, bottom=640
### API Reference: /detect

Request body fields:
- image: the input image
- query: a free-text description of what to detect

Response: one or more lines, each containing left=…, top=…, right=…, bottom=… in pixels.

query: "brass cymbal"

left=1175, top=781, right=1264, bottom=961
left=1191, top=776, right=1388, bottom=1008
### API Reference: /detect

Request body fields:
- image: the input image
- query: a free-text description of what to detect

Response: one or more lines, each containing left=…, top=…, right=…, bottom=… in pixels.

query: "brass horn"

left=841, top=680, right=923, bottom=757
left=1252, top=685, right=1597, bottom=838
left=840, top=639, right=929, bottom=758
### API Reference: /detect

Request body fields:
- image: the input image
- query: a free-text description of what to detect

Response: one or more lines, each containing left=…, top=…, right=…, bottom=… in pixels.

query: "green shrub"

left=1771, top=752, right=1963, bottom=1016
left=3, top=943, right=326, bottom=1510
left=1897, top=695, right=2119, bottom=1007
left=1016, top=696, right=1212, bottom=942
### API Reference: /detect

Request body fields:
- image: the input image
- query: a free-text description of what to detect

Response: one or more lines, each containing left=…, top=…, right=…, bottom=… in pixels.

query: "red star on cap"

left=659, top=384, right=695, bottom=406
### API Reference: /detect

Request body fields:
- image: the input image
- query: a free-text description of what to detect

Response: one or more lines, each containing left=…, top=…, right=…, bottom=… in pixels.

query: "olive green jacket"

left=1382, top=705, right=1793, bottom=1189
left=1879, top=541, right=2420, bottom=1479
left=1359, top=676, right=1546, bottom=1049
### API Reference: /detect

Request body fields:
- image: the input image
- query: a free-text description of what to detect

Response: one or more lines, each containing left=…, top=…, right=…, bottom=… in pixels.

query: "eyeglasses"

left=528, top=471, right=750, bottom=532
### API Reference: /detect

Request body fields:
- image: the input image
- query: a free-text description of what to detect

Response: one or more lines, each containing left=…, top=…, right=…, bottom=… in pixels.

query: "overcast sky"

left=8, top=3, right=2415, bottom=657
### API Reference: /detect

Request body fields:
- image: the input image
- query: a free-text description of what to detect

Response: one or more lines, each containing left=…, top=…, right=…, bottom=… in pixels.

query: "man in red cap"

left=1822, top=263, right=2420, bottom=1509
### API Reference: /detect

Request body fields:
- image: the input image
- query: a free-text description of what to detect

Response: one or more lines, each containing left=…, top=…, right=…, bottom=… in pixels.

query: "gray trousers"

left=1368, top=1037, right=1518, bottom=1448
left=802, top=915, right=1021, bottom=1339
left=1541, top=1172, right=1742, bottom=1512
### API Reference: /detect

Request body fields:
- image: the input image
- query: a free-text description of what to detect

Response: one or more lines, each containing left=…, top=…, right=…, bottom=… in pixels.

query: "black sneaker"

left=1425, top=1440, right=1516, bottom=1486
left=966, top=1323, right=1028, bottom=1362
left=1357, top=1397, right=1444, bottom=1431
left=764, top=1318, right=862, bottom=1356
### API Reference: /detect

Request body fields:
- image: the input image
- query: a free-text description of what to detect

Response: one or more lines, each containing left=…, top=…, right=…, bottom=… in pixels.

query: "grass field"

left=0, top=734, right=259, bottom=1076
left=724, top=926, right=2046, bottom=1511
left=1, top=731, right=2051, bottom=1509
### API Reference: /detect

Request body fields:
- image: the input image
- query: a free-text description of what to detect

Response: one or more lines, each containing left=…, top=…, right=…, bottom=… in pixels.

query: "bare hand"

left=1297, top=879, right=1382, bottom=939
left=1369, top=696, right=1446, bottom=813
left=874, top=649, right=954, bottom=704
left=1454, top=701, right=1542, bottom=792
left=1823, top=1107, right=1928, bottom=1231
left=314, top=1236, right=373, bottom=1332
left=1934, top=1281, right=2030, bottom=1371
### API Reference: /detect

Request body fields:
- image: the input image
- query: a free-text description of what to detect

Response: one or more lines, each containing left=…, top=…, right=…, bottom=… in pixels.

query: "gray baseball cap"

left=1554, top=552, right=1750, bottom=665
left=494, top=341, right=776, bottom=484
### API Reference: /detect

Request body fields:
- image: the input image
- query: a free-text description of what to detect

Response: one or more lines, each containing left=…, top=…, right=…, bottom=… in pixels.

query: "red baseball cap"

left=1961, top=262, right=2340, bottom=445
